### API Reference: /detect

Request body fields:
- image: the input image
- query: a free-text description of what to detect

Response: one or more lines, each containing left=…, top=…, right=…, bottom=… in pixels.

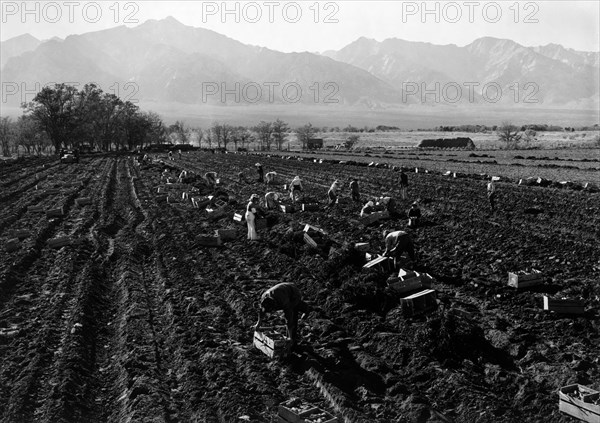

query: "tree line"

left=0, top=83, right=325, bottom=156
left=1, top=83, right=597, bottom=157
left=0, top=83, right=164, bottom=156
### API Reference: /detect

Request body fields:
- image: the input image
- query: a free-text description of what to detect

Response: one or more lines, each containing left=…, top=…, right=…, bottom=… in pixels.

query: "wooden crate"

left=253, top=327, right=291, bottom=358
left=543, top=296, right=585, bottom=315
left=233, top=213, right=244, bottom=223
left=28, top=205, right=45, bottom=213
left=278, top=399, right=338, bottom=423
left=280, top=204, right=295, bottom=213
left=303, top=224, right=326, bottom=235
left=192, top=197, right=211, bottom=209
left=354, top=242, right=370, bottom=252
left=388, top=271, right=433, bottom=295
left=165, top=183, right=186, bottom=190
left=46, top=207, right=64, bottom=218
left=359, top=213, right=381, bottom=226
left=11, top=230, right=31, bottom=240
left=359, top=210, right=389, bottom=227
left=214, top=199, right=227, bottom=208
left=303, top=233, right=318, bottom=248
left=47, top=236, right=71, bottom=249
left=206, top=207, right=226, bottom=221
left=362, top=255, right=392, bottom=272
left=400, top=289, right=437, bottom=317
left=75, top=197, right=92, bottom=206
left=216, top=229, right=238, bottom=241
left=195, top=235, right=223, bottom=247
left=5, top=238, right=20, bottom=252
left=302, top=204, right=320, bottom=212
left=558, top=384, right=600, bottom=423
left=508, top=270, right=544, bottom=288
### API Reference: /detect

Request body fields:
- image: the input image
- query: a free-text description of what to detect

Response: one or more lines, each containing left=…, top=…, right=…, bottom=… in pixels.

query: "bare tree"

left=296, top=123, right=317, bottom=150
left=271, top=118, right=290, bottom=150
left=16, top=115, right=42, bottom=155
left=253, top=121, right=272, bottom=151
left=0, top=116, right=15, bottom=157
left=191, top=128, right=204, bottom=148
left=169, top=120, right=190, bottom=144
left=211, top=121, right=223, bottom=148
left=221, top=124, right=234, bottom=150
left=497, top=121, right=522, bottom=149
left=236, top=126, right=253, bottom=149
left=25, top=83, right=79, bottom=153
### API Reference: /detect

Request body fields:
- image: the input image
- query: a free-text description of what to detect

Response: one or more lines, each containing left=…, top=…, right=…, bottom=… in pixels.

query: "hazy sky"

left=1, top=1, right=599, bottom=52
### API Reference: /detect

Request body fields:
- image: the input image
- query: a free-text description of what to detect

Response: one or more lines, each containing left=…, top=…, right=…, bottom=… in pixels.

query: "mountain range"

left=1, top=17, right=598, bottom=109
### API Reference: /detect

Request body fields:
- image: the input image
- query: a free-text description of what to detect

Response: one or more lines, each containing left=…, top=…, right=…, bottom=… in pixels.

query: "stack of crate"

left=388, top=269, right=437, bottom=317
left=253, top=326, right=291, bottom=359
left=277, top=398, right=338, bottom=423
left=558, top=384, right=599, bottom=422
left=507, top=269, right=544, bottom=289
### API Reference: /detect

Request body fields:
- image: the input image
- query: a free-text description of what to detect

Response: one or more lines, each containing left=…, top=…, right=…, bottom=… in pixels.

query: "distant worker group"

left=164, top=152, right=506, bottom=357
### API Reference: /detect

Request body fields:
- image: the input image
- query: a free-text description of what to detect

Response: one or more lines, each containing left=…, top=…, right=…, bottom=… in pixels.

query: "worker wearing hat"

left=204, top=171, right=217, bottom=187
left=289, top=176, right=303, bottom=203
left=265, top=171, right=277, bottom=185
left=255, top=282, right=310, bottom=347
left=382, top=230, right=417, bottom=269
left=407, top=202, right=422, bottom=228
left=327, top=180, right=340, bottom=208
left=360, top=200, right=376, bottom=218
left=245, top=194, right=263, bottom=241
left=265, top=192, right=281, bottom=210
left=255, top=163, right=264, bottom=183
left=378, top=196, right=398, bottom=216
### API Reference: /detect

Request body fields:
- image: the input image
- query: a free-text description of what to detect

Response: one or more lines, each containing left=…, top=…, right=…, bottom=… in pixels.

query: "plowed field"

left=1, top=152, right=599, bottom=423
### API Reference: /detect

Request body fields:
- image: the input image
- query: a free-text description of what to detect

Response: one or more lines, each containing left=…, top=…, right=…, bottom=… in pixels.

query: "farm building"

left=306, top=138, right=324, bottom=149
left=418, top=137, right=475, bottom=149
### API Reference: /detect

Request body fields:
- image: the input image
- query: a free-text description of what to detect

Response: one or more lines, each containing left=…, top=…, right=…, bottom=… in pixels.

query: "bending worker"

left=360, top=200, right=375, bottom=218
left=204, top=171, right=217, bottom=187
left=255, top=282, right=310, bottom=347
left=265, top=171, right=277, bottom=185
left=265, top=192, right=281, bottom=210
left=255, top=163, right=264, bottom=182
left=327, top=180, right=340, bottom=207
left=378, top=196, right=398, bottom=216
left=289, top=176, right=303, bottom=203
left=382, top=230, right=417, bottom=269
left=408, top=202, right=422, bottom=227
